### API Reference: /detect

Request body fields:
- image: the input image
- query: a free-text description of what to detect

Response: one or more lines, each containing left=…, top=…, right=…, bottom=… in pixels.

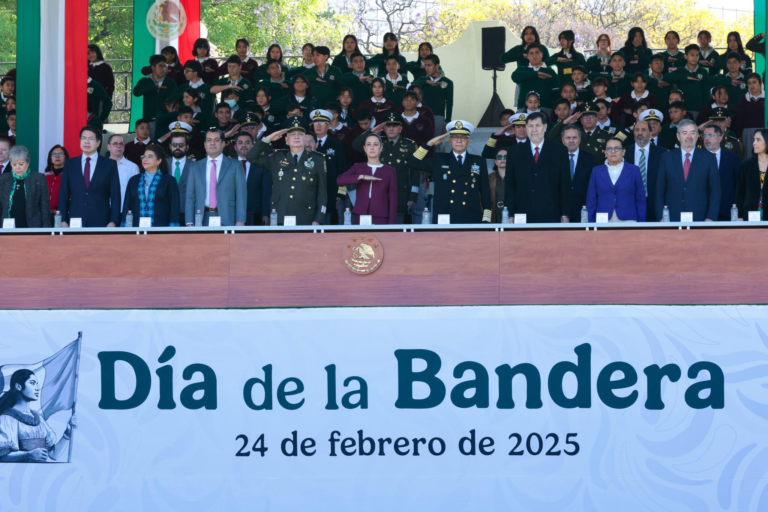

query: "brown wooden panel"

left=0, top=235, right=230, bottom=278
left=499, top=229, right=768, bottom=304
left=229, top=232, right=500, bottom=277
left=0, top=278, right=230, bottom=309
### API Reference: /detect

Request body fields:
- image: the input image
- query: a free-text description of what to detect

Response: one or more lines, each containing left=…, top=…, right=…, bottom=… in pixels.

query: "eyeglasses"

left=170, top=142, right=187, bottom=148
left=140, top=154, right=157, bottom=160
left=449, top=136, right=469, bottom=141
left=605, top=147, right=624, bottom=153
left=495, top=155, right=508, bottom=160
left=109, top=141, right=124, bottom=146
left=51, top=152, right=65, bottom=157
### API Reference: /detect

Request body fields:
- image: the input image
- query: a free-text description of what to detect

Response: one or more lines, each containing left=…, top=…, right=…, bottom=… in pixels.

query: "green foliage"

left=0, top=0, right=17, bottom=68
left=89, top=0, right=134, bottom=60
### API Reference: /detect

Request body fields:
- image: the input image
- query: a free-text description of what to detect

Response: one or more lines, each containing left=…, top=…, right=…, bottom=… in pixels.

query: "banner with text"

left=1, top=307, right=767, bottom=511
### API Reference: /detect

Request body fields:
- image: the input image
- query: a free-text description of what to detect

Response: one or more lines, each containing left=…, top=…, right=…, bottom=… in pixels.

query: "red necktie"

left=84, top=157, right=91, bottom=189
left=684, top=153, right=691, bottom=181
left=534, top=147, right=540, bottom=164
left=241, top=160, right=247, bottom=173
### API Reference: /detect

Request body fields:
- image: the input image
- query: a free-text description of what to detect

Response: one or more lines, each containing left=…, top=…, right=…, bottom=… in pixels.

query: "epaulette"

left=310, top=150, right=325, bottom=156
left=615, top=131, right=627, bottom=141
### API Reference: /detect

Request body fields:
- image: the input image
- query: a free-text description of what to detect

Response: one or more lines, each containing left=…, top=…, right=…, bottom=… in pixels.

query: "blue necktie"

left=569, top=153, right=575, bottom=179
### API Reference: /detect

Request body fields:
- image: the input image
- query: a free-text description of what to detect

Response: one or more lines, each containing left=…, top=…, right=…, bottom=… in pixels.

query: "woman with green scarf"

left=0, top=146, right=51, bottom=227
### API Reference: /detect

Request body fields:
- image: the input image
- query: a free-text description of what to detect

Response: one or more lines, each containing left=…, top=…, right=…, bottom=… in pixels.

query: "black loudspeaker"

left=482, top=27, right=506, bottom=71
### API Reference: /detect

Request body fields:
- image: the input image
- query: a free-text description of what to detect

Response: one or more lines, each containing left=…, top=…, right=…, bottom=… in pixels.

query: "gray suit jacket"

left=0, top=172, right=52, bottom=227
left=185, top=155, right=247, bottom=226
left=168, top=157, right=194, bottom=207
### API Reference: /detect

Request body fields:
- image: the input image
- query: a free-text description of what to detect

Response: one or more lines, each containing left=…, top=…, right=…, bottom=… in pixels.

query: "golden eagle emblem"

left=343, top=236, right=384, bottom=274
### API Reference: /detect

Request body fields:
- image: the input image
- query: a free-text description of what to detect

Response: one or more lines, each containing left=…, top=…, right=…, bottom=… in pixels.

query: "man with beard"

left=167, top=123, right=195, bottom=225
left=624, top=120, right=668, bottom=221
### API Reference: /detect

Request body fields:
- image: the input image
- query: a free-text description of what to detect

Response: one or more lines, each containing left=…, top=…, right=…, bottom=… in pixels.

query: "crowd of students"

left=0, top=26, right=765, bottom=229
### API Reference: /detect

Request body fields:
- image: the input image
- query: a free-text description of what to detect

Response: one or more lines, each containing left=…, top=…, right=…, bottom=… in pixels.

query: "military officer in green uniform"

left=246, top=116, right=327, bottom=225
left=407, top=120, right=492, bottom=224
left=547, top=102, right=610, bottom=164
left=698, top=107, right=744, bottom=159
left=352, top=111, right=420, bottom=223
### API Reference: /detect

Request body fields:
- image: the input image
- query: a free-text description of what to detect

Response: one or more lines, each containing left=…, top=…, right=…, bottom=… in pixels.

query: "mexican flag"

left=132, top=0, right=201, bottom=129
left=17, top=0, right=89, bottom=170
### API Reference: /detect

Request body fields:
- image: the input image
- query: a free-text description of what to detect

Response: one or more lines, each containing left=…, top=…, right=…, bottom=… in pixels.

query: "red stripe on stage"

left=63, top=0, right=89, bottom=153
left=179, top=0, right=201, bottom=64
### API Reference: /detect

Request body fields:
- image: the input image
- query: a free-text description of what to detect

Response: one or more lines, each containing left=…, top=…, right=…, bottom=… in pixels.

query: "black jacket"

left=736, top=156, right=767, bottom=219
left=505, top=141, right=572, bottom=222
left=0, top=172, right=51, bottom=227
left=625, top=143, right=669, bottom=221
left=121, top=172, right=181, bottom=227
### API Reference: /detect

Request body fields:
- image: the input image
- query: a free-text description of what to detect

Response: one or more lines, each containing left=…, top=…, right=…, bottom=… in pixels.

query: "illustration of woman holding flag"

left=0, top=369, right=77, bottom=462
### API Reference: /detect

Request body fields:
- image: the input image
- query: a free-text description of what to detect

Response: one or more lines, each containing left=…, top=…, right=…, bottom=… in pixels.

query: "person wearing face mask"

left=337, top=132, right=398, bottom=225
left=408, top=120, right=492, bottom=224
left=247, top=117, right=327, bottom=225
left=656, top=119, right=720, bottom=222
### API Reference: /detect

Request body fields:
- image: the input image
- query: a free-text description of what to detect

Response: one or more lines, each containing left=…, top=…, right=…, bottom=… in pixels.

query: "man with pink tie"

left=184, top=128, right=247, bottom=226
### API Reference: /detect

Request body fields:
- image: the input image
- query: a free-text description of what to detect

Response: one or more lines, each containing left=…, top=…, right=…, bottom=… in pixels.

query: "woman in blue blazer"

left=586, top=138, right=647, bottom=222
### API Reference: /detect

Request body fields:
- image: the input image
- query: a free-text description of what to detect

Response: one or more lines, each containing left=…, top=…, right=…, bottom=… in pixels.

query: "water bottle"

left=53, top=211, right=61, bottom=228
left=343, top=208, right=352, bottom=225
left=422, top=207, right=431, bottom=225
left=125, top=210, right=133, bottom=228
left=195, top=209, right=203, bottom=227
left=731, top=204, right=738, bottom=222
left=662, top=206, right=670, bottom=223
left=270, top=209, right=278, bottom=226
left=501, top=207, right=510, bottom=224
left=580, top=206, right=588, bottom=223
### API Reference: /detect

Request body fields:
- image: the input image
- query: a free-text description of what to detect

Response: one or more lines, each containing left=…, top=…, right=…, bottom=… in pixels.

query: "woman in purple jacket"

left=337, top=132, right=398, bottom=224
left=586, top=137, right=647, bottom=222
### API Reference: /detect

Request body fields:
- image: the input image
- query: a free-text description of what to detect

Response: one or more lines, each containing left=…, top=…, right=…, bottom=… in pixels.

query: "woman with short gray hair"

left=0, top=145, right=51, bottom=227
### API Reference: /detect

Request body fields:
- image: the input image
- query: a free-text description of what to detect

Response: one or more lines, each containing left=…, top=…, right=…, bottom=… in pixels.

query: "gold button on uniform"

left=290, top=195, right=293, bottom=199
left=452, top=179, right=456, bottom=183
left=451, top=189, right=455, bottom=193
left=291, top=186, right=295, bottom=189
left=450, top=200, right=454, bottom=203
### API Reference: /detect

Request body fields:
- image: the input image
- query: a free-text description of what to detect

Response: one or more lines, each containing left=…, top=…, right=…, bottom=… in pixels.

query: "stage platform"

left=3, top=222, right=766, bottom=308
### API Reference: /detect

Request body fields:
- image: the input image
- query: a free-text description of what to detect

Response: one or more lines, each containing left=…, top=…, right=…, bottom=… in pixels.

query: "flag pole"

left=67, top=332, right=83, bottom=463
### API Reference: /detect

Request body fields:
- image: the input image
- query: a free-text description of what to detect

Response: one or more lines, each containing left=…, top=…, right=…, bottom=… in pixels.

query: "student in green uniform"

left=176, top=61, right=214, bottom=118
left=257, top=59, right=291, bottom=103
left=272, top=75, right=316, bottom=120
left=501, top=26, right=551, bottom=69
left=589, top=52, right=632, bottom=99
left=548, top=98, right=573, bottom=132
left=571, top=66, right=593, bottom=104
left=620, top=27, right=653, bottom=76
left=697, top=30, right=720, bottom=76
left=586, top=34, right=612, bottom=74
left=87, top=77, right=112, bottom=123
left=710, top=53, right=749, bottom=109
left=303, top=46, right=342, bottom=109
left=714, top=32, right=753, bottom=75
left=663, top=45, right=710, bottom=115
left=211, top=55, right=253, bottom=110
left=288, top=43, right=316, bottom=80
left=256, top=44, right=288, bottom=82
left=413, top=54, right=454, bottom=134
left=511, top=44, right=559, bottom=110
left=383, top=55, right=409, bottom=106
left=133, top=55, right=178, bottom=125
left=332, top=35, right=365, bottom=75
left=547, top=30, right=586, bottom=84
left=339, top=52, right=373, bottom=110
left=647, top=54, right=673, bottom=111
left=367, top=33, right=408, bottom=77
left=656, top=31, right=683, bottom=74
left=406, top=43, right=435, bottom=81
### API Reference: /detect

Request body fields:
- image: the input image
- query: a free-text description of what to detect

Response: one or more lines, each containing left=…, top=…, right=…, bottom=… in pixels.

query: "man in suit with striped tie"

left=625, top=119, right=668, bottom=221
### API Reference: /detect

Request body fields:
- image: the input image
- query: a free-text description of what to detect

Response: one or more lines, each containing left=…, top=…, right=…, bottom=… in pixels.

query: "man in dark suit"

left=407, top=120, right=492, bottom=224
left=560, top=124, right=598, bottom=221
left=167, top=126, right=194, bottom=225
left=58, top=126, right=121, bottom=227
left=310, top=109, right=347, bottom=224
left=625, top=120, right=668, bottom=221
left=656, top=119, right=720, bottom=221
left=234, top=131, right=272, bottom=225
left=701, top=124, right=740, bottom=220
left=505, top=112, right=572, bottom=223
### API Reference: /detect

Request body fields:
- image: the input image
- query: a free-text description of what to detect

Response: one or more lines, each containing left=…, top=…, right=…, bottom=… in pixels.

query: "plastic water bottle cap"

left=346, top=208, right=350, bottom=211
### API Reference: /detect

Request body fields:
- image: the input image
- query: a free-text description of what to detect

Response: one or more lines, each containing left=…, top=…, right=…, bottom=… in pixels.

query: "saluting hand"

left=564, top=112, right=582, bottom=124
left=494, top=126, right=509, bottom=136
left=426, top=133, right=449, bottom=147
left=264, top=129, right=289, bottom=143
left=371, top=123, right=386, bottom=134
left=225, top=124, right=242, bottom=138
